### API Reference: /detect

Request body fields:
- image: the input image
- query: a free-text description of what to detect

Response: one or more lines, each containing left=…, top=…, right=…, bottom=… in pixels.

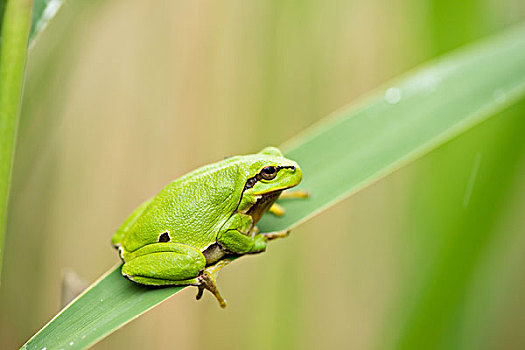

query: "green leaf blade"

left=22, top=24, right=525, bottom=350
left=24, top=266, right=184, bottom=350
left=29, top=0, right=64, bottom=44
left=262, top=24, right=525, bottom=231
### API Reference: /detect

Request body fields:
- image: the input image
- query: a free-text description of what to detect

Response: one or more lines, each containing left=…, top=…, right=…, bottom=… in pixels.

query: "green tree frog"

left=112, top=146, right=306, bottom=308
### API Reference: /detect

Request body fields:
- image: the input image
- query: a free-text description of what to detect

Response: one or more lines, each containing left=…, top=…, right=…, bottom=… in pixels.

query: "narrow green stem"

left=0, top=0, right=33, bottom=281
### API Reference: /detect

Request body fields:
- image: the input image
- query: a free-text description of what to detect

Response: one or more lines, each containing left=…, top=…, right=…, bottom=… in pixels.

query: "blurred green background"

left=1, top=0, right=525, bottom=349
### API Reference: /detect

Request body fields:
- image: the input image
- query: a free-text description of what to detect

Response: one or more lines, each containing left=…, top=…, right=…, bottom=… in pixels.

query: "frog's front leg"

left=248, top=226, right=290, bottom=241
left=279, top=189, right=310, bottom=199
left=121, top=242, right=227, bottom=307
left=216, top=213, right=267, bottom=255
left=263, top=228, right=291, bottom=241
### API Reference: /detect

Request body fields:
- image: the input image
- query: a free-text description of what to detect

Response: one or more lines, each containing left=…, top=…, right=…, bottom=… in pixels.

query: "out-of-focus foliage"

left=1, top=0, right=525, bottom=349
left=21, top=23, right=525, bottom=350
left=0, top=0, right=33, bottom=282
left=0, top=0, right=64, bottom=282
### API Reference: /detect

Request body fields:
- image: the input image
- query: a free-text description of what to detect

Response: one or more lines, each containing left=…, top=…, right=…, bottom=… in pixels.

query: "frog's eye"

left=260, top=166, right=278, bottom=180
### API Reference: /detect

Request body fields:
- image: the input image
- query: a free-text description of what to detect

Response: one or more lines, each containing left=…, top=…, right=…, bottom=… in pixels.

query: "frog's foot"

left=280, top=189, right=310, bottom=199
left=262, top=228, right=291, bottom=241
left=269, top=190, right=309, bottom=216
left=269, top=203, right=285, bottom=216
left=206, top=259, right=232, bottom=276
left=196, top=271, right=227, bottom=308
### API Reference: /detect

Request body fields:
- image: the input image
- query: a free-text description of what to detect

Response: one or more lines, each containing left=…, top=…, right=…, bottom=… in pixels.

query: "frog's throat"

left=245, top=190, right=282, bottom=226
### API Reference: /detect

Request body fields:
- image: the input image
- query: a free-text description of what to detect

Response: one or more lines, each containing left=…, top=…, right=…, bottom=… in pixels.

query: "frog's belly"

left=201, top=243, right=227, bottom=265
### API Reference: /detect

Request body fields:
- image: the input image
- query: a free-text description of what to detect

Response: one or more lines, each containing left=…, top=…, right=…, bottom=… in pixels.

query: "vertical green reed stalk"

left=0, top=0, right=33, bottom=281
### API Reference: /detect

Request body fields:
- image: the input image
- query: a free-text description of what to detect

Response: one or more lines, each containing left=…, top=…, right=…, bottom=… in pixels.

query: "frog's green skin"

left=112, top=147, right=302, bottom=307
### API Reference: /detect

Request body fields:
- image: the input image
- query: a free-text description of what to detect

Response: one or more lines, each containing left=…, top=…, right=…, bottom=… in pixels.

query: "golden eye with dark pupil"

left=260, top=166, right=277, bottom=180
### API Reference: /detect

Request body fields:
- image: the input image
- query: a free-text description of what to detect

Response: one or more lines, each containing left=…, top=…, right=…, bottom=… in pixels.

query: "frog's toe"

left=269, top=203, right=285, bottom=216
left=263, top=228, right=291, bottom=240
left=280, top=189, right=310, bottom=199
left=196, top=271, right=227, bottom=308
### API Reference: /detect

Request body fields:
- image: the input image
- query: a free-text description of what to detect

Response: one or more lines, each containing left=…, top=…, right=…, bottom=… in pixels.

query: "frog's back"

left=122, top=161, right=244, bottom=252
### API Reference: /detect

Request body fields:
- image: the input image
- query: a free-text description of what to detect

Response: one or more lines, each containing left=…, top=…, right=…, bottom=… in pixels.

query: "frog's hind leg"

left=121, top=243, right=206, bottom=284
left=121, top=242, right=229, bottom=308
left=127, top=271, right=228, bottom=309
left=129, top=275, right=199, bottom=287
left=195, top=271, right=227, bottom=308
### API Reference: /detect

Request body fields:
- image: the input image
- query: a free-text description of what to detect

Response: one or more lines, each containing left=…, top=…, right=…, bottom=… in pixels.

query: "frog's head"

left=241, top=146, right=302, bottom=197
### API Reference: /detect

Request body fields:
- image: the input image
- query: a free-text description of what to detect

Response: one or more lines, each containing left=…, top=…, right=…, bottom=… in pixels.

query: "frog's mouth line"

left=242, top=165, right=297, bottom=192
